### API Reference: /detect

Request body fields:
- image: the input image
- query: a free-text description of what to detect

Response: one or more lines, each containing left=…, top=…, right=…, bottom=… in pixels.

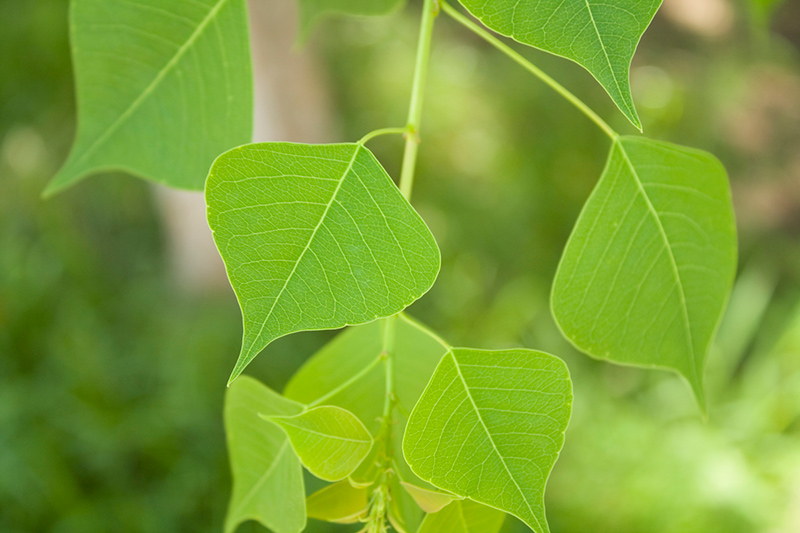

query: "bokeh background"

left=2, top=0, right=800, bottom=531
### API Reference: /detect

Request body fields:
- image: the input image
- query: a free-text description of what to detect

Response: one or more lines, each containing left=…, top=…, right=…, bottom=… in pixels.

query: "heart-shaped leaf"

left=47, top=0, right=252, bottom=195
left=224, top=376, right=306, bottom=533
left=417, top=500, right=505, bottom=533
left=266, top=405, right=373, bottom=481
left=456, top=0, right=663, bottom=130
left=551, top=136, right=737, bottom=408
left=403, top=349, right=573, bottom=533
left=206, top=143, right=441, bottom=383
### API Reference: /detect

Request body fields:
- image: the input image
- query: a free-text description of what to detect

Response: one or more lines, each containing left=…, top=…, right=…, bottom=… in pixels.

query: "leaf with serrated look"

left=206, top=143, right=440, bottom=384
left=47, top=0, right=252, bottom=195
left=403, top=349, right=573, bottom=533
left=456, top=0, right=662, bottom=130
left=552, top=136, right=737, bottom=408
left=224, top=377, right=306, bottom=533
left=418, top=499, right=505, bottom=533
left=266, top=405, right=373, bottom=481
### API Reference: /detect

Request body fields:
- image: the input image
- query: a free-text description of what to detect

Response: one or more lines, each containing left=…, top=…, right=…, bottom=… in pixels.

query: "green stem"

left=398, top=0, right=439, bottom=200
left=440, top=1, right=618, bottom=140
left=358, top=127, right=407, bottom=145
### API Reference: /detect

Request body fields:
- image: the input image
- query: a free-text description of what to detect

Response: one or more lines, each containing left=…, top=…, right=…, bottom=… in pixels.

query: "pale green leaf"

left=417, top=500, right=505, bottom=533
left=456, top=0, right=662, bottom=129
left=298, top=0, right=404, bottom=36
left=388, top=474, right=424, bottom=533
left=46, top=0, right=252, bottom=195
left=400, top=481, right=462, bottom=513
left=266, top=405, right=373, bottom=481
left=206, top=143, right=440, bottom=384
left=551, top=136, right=737, bottom=407
left=403, top=348, right=573, bottom=533
left=306, top=480, right=369, bottom=524
left=224, top=376, right=306, bottom=533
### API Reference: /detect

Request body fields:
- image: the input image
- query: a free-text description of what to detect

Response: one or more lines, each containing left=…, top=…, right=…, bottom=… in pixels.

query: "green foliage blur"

left=2, top=0, right=800, bottom=531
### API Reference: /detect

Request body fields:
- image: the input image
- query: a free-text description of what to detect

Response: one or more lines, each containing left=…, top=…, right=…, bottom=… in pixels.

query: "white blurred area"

left=153, top=0, right=334, bottom=292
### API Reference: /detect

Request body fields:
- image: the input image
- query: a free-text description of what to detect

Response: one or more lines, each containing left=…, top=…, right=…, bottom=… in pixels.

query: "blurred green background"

left=2, top=0, right=800, bottom=531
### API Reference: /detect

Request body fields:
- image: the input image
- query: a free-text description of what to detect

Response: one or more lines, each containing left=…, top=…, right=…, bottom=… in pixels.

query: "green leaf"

left=403, top=349, right=573, bottom=533
left=266, top=405, right=373, bottom=481
left=400, top=481, right=462, bottom=513
left=388, top=475, right=424, bottom=533
left=417, top=500, right=506, bottom=533
left=46, top=0, right=252, bottom=195
left=224, top=376, right=306, bottom=533
left=551, top=136, right=737, bottom=407
left=298, top=0, right=404, bottom=36
left=456, top=0, right=662, bottom=130
left=206, top=143, right=440, bottom=384
left=306, top=480, right=369, bottom=524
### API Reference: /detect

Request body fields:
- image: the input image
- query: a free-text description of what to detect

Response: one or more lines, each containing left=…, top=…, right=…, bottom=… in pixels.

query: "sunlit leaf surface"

left=47, top=0, right=252, bottom=194
left=552, top=136, right=737, bottom=407
left=206, top=143, right=440, bottom=383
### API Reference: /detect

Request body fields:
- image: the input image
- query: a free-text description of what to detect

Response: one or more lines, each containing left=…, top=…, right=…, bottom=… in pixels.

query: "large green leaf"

left=206, top=143, right=441, bottom=384
left=224, top=377, right=306, bottom=533
left=456, top=0, right=662, bottom=130
left=417, top=500, right=505, bottom=533
left=298, top=0, right=404, bottom=35
left=551, top=136, right=737, bottom=407
left=266, top=405, right=373, bottom=481
left=403, top=349, right=572, bottom=533
left=46, top=0, right=252, bottom=195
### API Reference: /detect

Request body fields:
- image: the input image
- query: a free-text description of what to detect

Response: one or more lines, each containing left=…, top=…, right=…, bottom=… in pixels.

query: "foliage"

left=20, top=0, right=800, bottom=531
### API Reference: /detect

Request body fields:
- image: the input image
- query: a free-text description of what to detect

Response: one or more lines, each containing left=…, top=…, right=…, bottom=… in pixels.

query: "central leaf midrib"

left=616, top=140, right=698, bottom=383
left=243, top=145, right=361, bottom=361
left=73, top=0, right=232, bottom=169
left=582, top=0, right=631, bottom=116
left=450, top=352, right=544, bottom=533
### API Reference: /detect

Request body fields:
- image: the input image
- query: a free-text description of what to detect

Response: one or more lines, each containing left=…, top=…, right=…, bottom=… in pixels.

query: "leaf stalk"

left=440, top=1, right=618, bottom=140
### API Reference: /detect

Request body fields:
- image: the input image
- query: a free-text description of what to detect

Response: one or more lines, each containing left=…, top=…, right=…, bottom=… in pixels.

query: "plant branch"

left=398, top=0, right=439, bottom=200
left=440, top=1, right=618, bottom=140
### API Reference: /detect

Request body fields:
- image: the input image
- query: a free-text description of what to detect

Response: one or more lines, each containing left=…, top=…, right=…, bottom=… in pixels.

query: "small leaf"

left=225, top=377, right=306, bottom=533
left=417, top=500, right=505, bottom=533
left=206, top=143, right=441, bottom=384
left=403, top=349, right=573, bottom=533
left=456, top=0, right=663, bottom=129
left=551, top=136, right=737, bottom=407
left=298, top=0, right=405, bottom=36
left=47, top=0, right=252, bottom=195
left=388, top=475, right=424, bottom=533
left=266, top=405, right=374, bottom=481
left=400, top=481, right=462, bottom=513
left=306, top=480, right=369, bottom=524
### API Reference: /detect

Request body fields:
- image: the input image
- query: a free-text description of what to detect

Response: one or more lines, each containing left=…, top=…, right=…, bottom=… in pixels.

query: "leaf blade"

left=267, top=405, right=374, bottom=481
left=403, top=349, right=573, bottom=533
left=206, top=143, right=441, bottom=383
left=306, top=480, right=369, bottom=524
left=47, top=0, right=252, bottom=194
left=417, top=499, right=505, bottom=533
left=551, top=136, right=737, bottom=406
left=224, top=376, right=306, bottom=533
left=456, top=0, right=663, bottom=129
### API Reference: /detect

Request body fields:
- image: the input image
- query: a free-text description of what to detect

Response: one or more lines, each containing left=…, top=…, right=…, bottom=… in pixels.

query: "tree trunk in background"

left=154, top=0, right=335, bottom=291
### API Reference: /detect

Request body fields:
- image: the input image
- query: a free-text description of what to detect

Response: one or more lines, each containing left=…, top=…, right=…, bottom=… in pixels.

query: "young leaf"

left=46, top=0, right=252, bottom=195
left=456, top=0, right=662, bottom=130
left=206, top=143, right=441, bottom=384
left=417, top=499, right=506, bottom=533
left=401, top=481, right=462, bottom=513
left=224, top=376, right=306, bottom=533
left=266, top=405, right=373, bottom=481
left=551, top=136, right=737, bottom=407
left=403, top=349, right=573, bottom=533
left=298, top=0, right=404, bottom=35
left=306, top=480, right=369, bottom=524
left=388, top=475, right=424, bottom=533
